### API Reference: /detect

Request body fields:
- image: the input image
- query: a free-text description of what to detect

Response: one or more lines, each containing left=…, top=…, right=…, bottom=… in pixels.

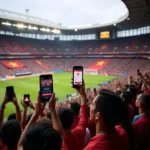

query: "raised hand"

left=2, top=92, right=9, bottom=107
left=21, top=100, right=27, bottom=110
left=49, top=93, right=56, bottom=111
left=12, top=93, right=19, bottom=107
left=72, top=79, right=86, bottom=96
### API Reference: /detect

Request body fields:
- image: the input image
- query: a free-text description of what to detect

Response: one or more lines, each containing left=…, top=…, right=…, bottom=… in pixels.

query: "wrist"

left=49, top=107, right=56, bottom=113
left=80, top=93, right=86, bottom=98
left=15, top=105, right=20, bottom=110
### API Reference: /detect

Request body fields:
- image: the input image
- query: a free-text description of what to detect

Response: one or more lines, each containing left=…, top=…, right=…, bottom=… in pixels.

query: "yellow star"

left=9, top=62, right=18, bottom=67
left=96, top=61, right=105, bottom=66
left=36, top=61, right=41, bottom=64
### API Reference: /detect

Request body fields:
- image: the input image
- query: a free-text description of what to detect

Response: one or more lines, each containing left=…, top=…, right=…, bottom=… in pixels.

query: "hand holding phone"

left=24, top=94, right=30, bottom=106
left=40, top=74, right=53, bottom=103
left=6, top=86, right=15, bottom=101
left=73, top=66, right=83, bottom=88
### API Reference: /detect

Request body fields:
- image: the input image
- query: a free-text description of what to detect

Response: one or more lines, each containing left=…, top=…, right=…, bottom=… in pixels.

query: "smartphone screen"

left=73, top=66, right=83, bottom=88
left=24, top=94, right=30, bottom=106
left=40, top=74, right=53, bottom=102
left=6, top=86, right=14, bottom=101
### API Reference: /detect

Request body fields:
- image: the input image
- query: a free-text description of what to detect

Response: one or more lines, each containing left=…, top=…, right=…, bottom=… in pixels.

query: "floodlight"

left=2, top=22, right=12, bottom=26
left=51, top=29, right=61, bottom=34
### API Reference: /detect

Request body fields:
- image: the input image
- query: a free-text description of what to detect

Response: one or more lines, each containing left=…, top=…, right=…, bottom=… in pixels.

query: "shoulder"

left=83, top=135, right=103, bottom=150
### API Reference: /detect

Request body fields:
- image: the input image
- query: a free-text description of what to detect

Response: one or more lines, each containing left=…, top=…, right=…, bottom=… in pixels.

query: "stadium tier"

left=0, top=34, right=150, bottom=54
left=1, top=58, right=150, bottom=77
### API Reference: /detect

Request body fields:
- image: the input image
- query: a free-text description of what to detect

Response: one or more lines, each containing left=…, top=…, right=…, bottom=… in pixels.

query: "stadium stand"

left=0, top=34, right=150, bottom=54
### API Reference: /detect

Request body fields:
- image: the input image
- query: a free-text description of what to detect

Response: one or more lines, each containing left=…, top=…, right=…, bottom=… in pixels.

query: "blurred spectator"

left=133, top=93, right=150, bottom=150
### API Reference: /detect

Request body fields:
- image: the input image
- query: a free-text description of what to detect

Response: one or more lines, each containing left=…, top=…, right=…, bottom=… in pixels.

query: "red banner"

left=89, top=59, right=110, bottom=70
left=1, top=60, right=25, bottom=69
left=34, top=60, right=49, bottom=70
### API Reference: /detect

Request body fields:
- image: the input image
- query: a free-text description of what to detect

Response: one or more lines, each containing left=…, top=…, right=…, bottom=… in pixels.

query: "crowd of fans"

left=0, top=34, right=150, bottom=53
left=1, top=58, right=150, bottom=77
left=0, top=69, right=150, bottom=150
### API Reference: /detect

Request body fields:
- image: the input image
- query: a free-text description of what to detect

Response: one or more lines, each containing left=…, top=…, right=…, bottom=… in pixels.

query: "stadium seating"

left=0, top=34, right=150, bottom=54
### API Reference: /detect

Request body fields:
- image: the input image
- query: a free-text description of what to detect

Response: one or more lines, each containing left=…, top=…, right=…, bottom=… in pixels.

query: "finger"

left=37, top=91, right=40, bottom=102
left=14, top=92, right=17, bottom=98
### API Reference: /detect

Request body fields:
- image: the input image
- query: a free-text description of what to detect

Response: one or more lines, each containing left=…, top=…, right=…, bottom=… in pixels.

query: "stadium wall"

left=0, top=69, right=65, bottom=81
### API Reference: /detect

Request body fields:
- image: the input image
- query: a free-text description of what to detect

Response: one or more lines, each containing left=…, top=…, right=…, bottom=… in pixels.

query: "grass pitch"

left=0, top=72, right=116, bottom=117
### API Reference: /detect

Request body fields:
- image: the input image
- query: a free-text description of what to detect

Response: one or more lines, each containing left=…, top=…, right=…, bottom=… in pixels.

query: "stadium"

left=0, top=0, right=150, bottom=150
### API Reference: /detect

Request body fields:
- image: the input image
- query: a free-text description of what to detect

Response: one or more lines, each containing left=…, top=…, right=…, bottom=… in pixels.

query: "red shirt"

left=87, top=119, right=96, bottom=138
left=0, top=140, right=6, bottom=150
left=133, top=114, right=150, bottom=150
left=144, top=89, right=150, bottom=94
left=71, top=115, right=80, bottom=129
left=0, top=140, right=17, bottom=150
left=62, top=104, right=88, bottom=150
left=83, top=126, right=129, bottom=150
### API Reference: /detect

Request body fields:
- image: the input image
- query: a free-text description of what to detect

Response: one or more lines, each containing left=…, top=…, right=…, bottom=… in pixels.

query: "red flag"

left=89, top=59, right=110, bottom=70
left=34, top=60, right=49, bottom=70
left=1, top=60, right=25, bottom=69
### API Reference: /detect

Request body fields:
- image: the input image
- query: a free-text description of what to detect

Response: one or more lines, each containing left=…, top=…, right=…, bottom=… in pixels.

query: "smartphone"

left=40, top=74, right=53, bottom=103
left=73, top=66, right=83, bottom=88
left=24, top=94, right=30, bottom=106
left=6, top=86, right=14, bottom=101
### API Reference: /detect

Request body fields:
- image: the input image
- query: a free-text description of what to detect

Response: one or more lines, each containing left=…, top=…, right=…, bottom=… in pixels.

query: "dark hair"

left=0, top=120, right=21, bottom=148
left=122, top=91, right=133, bottom=105
left=70, top=102, right=80, bottom=115
left=95, top=89, right=123, bottom=127
left=138, top=93, right=150, bottom=110
left=7, top=113, right=16, bottom=121
left=128, top=86, right=138, bottom=99
left=119, top=101, right=134, bottom=150
left=58, top=107, right=74, bottom=130
left=23, top=122, right=62, bottom=150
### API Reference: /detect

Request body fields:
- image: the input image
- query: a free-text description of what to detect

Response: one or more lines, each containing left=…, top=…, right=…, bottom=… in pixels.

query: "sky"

left=0, top=0, right=128, bottom=27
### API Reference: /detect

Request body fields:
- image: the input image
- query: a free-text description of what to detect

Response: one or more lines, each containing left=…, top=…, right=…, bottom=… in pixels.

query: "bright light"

left=28, top=25, right=38, bottom=30
left=127, top=18, right=130, bottom=20
left=13, top=24, right=27, bottom=29
left=75, top=29, right=78, bottom=32
left=114, top=24, right=116, bottom=26
left=2, top=22, right=12, bottom=26
left=51, top=29, right=61, bottom=34
left=40, top=28, right=50, bottom=32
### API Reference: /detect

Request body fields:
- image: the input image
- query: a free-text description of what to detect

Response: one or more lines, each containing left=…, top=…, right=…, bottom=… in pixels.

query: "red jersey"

left=0, top=140, right=6, bottom=150
left=144, top=89, right=150, bottom=94
left=133, top=114, right=150, bottom=150
left=71, top=115, right=80, bottom=129
left=83, top=126, right=129, bottom=150
left=62, top=104, right=88, bottom=150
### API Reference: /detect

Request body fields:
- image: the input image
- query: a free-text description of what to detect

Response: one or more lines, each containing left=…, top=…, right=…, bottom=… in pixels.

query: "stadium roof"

left=0, top=0, right=128, bottom=30
left=0, top=0, right=149, bottom=32
left=118, top=0, right=150, bottom=30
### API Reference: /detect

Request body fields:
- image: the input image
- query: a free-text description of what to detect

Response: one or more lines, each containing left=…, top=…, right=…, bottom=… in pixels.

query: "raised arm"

left=20, top=100, right=28, bottom=130
left=49, top=93, right=64, bottom=136
left=138, top=71, right=150, bottom=89
left=13, top=93, right=21, bottom=122
left=0, top=92, right=8, bottom=128
left=17, top=93, right=43, bottom=150
left=75, top=81, right=88, bottom=129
